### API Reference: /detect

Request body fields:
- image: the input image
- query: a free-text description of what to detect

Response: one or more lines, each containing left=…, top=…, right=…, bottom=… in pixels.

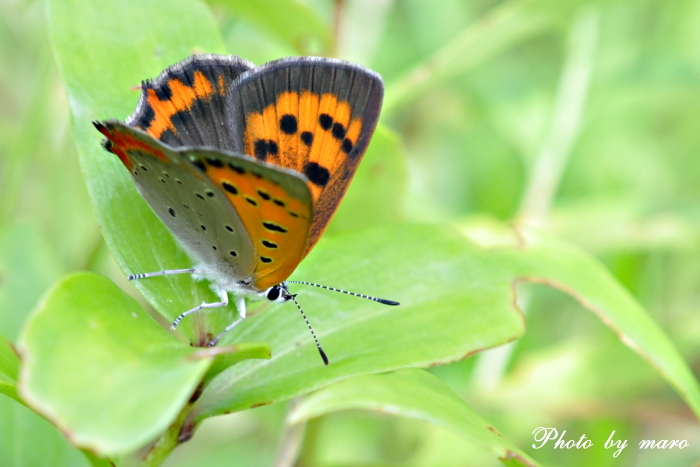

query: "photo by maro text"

left=532, top=427, right=690, bottom=458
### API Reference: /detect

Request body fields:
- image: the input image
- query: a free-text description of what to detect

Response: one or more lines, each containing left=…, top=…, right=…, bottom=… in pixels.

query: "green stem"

left=516, top=6, right=599, bottom=227
left=473, top=6, right=599, bottom=389
left=273, top=399, right=307, bottom=467
left=136, top=401, right=195, bottom=467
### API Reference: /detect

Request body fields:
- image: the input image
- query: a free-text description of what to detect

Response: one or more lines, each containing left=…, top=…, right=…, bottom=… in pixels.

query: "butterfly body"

left=95, top=54, right=391, bottom=356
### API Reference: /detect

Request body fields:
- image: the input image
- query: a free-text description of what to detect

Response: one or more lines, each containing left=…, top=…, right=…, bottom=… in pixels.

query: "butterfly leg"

left=128, top=268, right=196, bottom=280
left=171, top=288, right=229, bottom=330
left=207, top=295, right=247, bottom=347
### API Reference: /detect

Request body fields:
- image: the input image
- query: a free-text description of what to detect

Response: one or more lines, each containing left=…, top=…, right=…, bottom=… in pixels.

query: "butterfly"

left=94, top=54, right=398, bottom=365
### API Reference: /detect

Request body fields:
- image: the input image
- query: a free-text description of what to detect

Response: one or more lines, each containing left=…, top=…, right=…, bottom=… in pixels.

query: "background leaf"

left=0, top=396, right=90, bottom=467
left=209, top=0, right=331, bottom=55
left=18, top=272, right=214, bottom=456
left=326, top=124, right=407, bottom=234
left=290, top=369, right=541, bottom=466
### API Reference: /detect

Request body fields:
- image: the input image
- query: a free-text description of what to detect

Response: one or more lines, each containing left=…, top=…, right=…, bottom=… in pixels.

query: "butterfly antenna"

left=287, top=281, right=400, bottom=306
left=289, top=293, right=328, bottom=366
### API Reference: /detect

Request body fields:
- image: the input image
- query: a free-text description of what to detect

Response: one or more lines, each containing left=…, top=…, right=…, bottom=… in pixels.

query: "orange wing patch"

left=95, top=122, right=167, bottom=169
left=144, top=71, right=221, bottom=139
left=243, top=91, right=363, bottom=201
left=199, top=158, right=312, bottom=290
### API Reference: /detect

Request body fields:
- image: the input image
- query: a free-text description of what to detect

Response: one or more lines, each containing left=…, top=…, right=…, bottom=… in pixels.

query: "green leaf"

left=190, top=224, right=526, bottom=421
left=326, top=125, right=407, bottom=234
left=17, top=272, right=214, bottom=456
left=0, top=334, right=20, bottom=403
left=289, top=369, right=540, bottom=467
left=47, top=0, right=232, bottom=344
left=0, top=396, right=90, bottom=467
left=189, top=222, right=700, bottom=424
left=210, top=0, right=331, bottom=54
left=477, top=226, right=700, bottom=420
left=201, top=342, right=271, bottom=384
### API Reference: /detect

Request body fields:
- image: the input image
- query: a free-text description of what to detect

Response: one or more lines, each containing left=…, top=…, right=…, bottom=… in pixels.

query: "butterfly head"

left=263, top=282, right=294, bottom=303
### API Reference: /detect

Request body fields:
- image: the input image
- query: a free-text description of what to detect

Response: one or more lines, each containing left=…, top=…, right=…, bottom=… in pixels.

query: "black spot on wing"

left=222, top=181, right=238, bottom=195
left=300, top=131, right=313, bottom=146
left=228, top=163, right=245, bottom=174
left=263, top=222, right=287, bottom=233
left=267, top=140, right=278, bottom=156
left=280, top=115, right=298, bottom=134
left=254, top=139, right=267, bottom=160
left=332, top=122, right=346, bottom=140
left=304, top=162, right=330, bottom=187
left=193, top=159, right=206, bottom=172
left=319, top=113, right=333, bottom=130
left=133, top=104, right=155, bottom=129
left=150, top=80, right=173, bottom=100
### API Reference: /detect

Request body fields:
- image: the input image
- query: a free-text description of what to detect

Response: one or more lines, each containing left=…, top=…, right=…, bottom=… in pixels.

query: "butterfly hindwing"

left=95, top=120, right=313, bottom=291
left=225, top=57, right=384, bottom=257
left=128, top=54, right=254, bottom=151
left=188, top=147, right=313, bottom=290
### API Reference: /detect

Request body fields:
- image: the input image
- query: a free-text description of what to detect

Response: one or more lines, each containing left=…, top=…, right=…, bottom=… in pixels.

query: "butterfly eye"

left=266, top=286, right=281, bottom=301
left=265, top=285, right=292, bottom=303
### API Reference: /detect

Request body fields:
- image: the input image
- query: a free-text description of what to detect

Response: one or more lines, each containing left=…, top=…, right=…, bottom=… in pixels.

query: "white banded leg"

left=128, top=268, right=196, bottom=280
left=171, top=288, right=229, bottom=330
left=208, top=295, right=246, bottom=347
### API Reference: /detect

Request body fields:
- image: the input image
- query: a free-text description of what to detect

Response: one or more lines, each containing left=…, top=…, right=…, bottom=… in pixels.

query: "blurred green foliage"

left=1, top=0, right=700, bottom=466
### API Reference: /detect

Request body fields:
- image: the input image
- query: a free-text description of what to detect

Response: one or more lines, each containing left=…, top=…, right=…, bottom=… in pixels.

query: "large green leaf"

left=188, top=224, right=525, bottom=422
left=290, top=370, right=539, bottom=467
left=47, top=0, right=231, bottom=344
left=187, top=222, right=700, bottom=424
left=17, top=272, right=214, bottom=456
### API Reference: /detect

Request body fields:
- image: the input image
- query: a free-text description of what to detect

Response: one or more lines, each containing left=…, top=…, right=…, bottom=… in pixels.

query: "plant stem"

left=274, top=399, right=307, bottom=467
left=332, top=0, right=345, bottom=57
left=473, top=6, right=599, bottom=390
left=516, top=6, right=599, bottom=228
left=383, top=0, right=578, bottom=116
left=135, top=402, right=194, bottom=467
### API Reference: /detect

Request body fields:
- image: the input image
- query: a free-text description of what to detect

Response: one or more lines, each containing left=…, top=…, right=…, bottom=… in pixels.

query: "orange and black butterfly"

left=94, top=54, right=397, bottom=364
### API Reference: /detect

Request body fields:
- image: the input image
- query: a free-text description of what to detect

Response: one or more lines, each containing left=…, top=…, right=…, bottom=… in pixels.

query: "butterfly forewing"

left=225, top=57, right=384, bottom=257
left=128, top=54, right=254, bottom=151
left=96, top=120, right=313, bottom=291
